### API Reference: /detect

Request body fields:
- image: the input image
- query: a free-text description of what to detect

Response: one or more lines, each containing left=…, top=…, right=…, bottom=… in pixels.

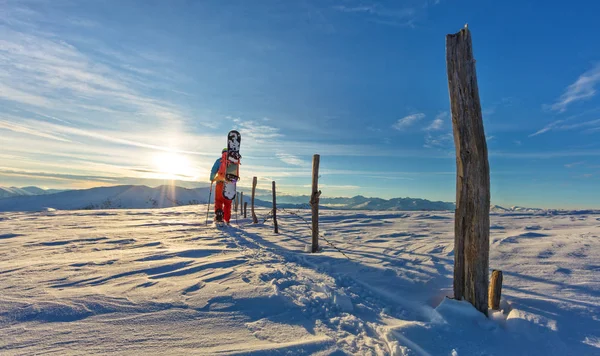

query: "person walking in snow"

left=210, top=148, right=232, bottom=225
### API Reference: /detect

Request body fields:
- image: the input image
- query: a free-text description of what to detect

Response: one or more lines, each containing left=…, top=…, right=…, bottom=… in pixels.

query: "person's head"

left=222, top=148, right=227, bottom=153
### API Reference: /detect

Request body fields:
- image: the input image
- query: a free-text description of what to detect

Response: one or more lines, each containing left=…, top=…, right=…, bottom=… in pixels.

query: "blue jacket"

left=209, top=158, right=221, bottom=182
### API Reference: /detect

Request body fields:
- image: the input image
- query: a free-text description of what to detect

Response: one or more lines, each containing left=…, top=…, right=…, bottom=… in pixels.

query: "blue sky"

left=1, top=0, right=600, bottom=209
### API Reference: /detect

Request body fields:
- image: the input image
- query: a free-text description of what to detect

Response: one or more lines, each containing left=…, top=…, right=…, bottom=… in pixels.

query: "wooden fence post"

left=244, top=202, right=248, bottom=218
left=240, top=192, right=244, bottom=215
left=251, top=176, right=258, bottom=224
left=234, top=194, right=239, bottom=212
left=446, top=25, right=491, bottom=316
left=272, top=181, right=278, bottom=234
left=310, top=154, right=321, bottom=253
left=488, top=270, right=503, bottom=310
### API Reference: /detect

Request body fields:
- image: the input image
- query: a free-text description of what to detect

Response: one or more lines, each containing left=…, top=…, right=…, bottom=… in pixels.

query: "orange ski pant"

left=214, top=182, right=232, bottom=222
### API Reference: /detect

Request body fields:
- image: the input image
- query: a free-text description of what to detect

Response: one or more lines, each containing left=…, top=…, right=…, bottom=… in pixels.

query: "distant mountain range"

left=255, top=194, right=456, bottom=211
left=0, top=186, right=65, bottom=199
left=0, top=185, right=457, bottom=212
left=490, top=205, right=544, bottom=214
left=6, top=185, right=594, bottom=214
left=0, top=185, right=211, bottom=212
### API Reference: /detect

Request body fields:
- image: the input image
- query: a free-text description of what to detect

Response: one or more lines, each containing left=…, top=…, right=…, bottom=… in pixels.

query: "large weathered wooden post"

left=251, top=176, right=258, bottom=224
left=310, top=154, right=321, bottom=253
left=446, top=25, right=491, bottom=316
left=272, top=181, right=278, bottom=234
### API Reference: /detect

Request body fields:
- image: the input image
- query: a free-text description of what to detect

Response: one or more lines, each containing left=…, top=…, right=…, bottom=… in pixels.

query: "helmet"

left=222, top=148, right=228, bottom=153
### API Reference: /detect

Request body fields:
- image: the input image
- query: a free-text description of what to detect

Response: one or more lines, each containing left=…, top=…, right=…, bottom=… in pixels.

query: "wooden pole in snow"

left=251, top=176, right=258, bottom=224
left=272, top=181, right=278, bottom=234
left=310, top=154, right=321, bottom=253
left=447, top=25, right=491, bottom=316
left=244, top=202, right=248, bottom=218
left=488, top=270, right=503, bottom=310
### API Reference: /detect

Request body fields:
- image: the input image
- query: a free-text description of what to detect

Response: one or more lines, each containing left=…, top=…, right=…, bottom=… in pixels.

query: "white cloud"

left=393, top=113, right=425, bottom=130
left=565, top=161, right=585, bottom=168
left=0, top=24, right=197, bottom=130
left=0, top=119, right=72, bottom=143
left=232, top=118, right=283, bottom=142
left=276, top=153, right=308, bottom=167
left=529, top=118, right=600, bottom=137
left=301, top=184, right=360, bottom=190
left=560, top=118, right=600, bottom=130
left=332, top=1, right=438, bottom=27
left=529, top=120, right=564, bottom=137
left=425, top=112, right=448, bottom=131
left=424, top=132, right=453, bottom=148
left=549, top=63, right=600, bottom=112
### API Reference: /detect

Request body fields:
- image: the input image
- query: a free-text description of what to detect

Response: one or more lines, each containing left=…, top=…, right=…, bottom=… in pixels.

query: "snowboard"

left=223, top=130, right=241, bottom=200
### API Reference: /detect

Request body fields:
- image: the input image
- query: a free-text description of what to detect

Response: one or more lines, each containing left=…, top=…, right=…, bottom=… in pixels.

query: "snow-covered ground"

left=0, top=207, right=598, bottom=355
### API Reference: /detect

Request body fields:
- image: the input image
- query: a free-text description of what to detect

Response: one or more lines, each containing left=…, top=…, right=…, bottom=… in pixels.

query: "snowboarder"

left=210, top=148, right=233, bottom=225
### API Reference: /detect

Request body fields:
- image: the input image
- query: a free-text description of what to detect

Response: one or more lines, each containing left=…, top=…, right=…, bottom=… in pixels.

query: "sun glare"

left=152, top=152, right=193, bottom=179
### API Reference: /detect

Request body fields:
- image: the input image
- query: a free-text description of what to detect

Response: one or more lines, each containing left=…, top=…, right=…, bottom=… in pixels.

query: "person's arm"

left=209, top=159, right=220, bottom=181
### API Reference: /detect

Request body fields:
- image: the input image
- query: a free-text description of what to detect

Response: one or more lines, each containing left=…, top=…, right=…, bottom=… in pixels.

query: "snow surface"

left=0, top=207, right=598, bottom=355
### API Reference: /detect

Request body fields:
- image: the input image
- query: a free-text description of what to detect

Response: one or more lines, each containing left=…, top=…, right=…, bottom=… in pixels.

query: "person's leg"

left=223, top=198, right=232, bottom=223
left=214, top=183, right=224, bottom=221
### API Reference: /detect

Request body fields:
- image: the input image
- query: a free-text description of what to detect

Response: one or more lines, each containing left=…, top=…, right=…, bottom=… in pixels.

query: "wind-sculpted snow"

left=0, top=206, right=598, bottom=355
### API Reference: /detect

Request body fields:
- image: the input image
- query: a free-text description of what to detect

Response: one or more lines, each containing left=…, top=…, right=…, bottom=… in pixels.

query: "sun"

left=152, top=152, right=192, bottom=179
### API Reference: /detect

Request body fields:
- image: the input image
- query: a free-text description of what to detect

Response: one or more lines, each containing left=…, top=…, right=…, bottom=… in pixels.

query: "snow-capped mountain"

left=490, top=205, right=545, bottom=214
left=0, top=185, right=211, bottom=212
left=5, top=185, right=591, bottom=214
left=257, top=194, right=456, bottom=211
left=0, top=186, right=65, bottom=199
left=0, top=185, right=456, bottom=212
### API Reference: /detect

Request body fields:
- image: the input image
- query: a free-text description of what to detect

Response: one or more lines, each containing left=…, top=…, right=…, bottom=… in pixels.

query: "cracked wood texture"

left=446, top=27, right=490, bottom=316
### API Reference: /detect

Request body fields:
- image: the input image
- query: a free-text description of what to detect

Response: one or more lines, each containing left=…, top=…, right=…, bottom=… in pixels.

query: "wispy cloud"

left=548, top=63, right=600, bottom=112
left=301, top=184, right=361, bottom=190
left=425, top=112, right=447, bottom=131
left=276, top=153, right=309, bottom=167
left=490, top=149, right=600, bottom=159
left=0, top=119, right=72, bottom=143
left=529, top=118, right=600, bottom=137
left=565, top=161, right=585, bottom=168
left=424, top=132, right=453, bottom=148
left=393, top=113, right=425, bottom=130
left=561, top=118, right=600, bottom=130
left=332, top=0, right=441, bottom=27
left=529, top=120, right=563, bottom=137
left=230, top=117, right=283, bottom=142
left=0, top=118, right=216, bottom=157
left=585, top=126, right=600, bottom=134
left=0, top=18, right=198, bottom=130
left=423, top=112, right=452, bottom=148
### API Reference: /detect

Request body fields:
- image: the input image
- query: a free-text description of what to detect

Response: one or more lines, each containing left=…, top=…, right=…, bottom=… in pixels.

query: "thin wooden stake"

left=251, top=176, right=258, bottom=224
left=447, top=25, right=491, bottom=316
left=240, top=192, right=244, bottom=215
left=310, top=154, right=321, bottom=253
left=488, top=270, right=503, bottom=310
left=244, top=202, right=248, bottom=218
left=234, top=193, right=239, bottom=212
left=272, top=181, right=278, bottom=234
